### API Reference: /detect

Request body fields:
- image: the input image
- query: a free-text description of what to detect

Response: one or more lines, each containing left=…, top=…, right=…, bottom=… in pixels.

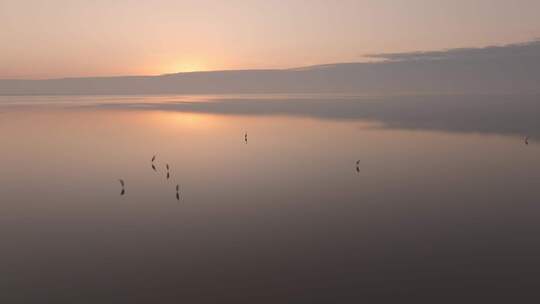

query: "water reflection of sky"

left=2, top=93, right=526, bottom=138
left=1, top=95, right=540, bottom=302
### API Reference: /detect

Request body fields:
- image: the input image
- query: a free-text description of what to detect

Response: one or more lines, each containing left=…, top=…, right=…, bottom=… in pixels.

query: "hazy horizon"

left=0, top=39, right=538, bottom=81
left=2, top=39, right=539, bottom=95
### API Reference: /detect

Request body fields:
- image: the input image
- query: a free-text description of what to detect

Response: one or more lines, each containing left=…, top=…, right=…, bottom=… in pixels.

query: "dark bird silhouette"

left=119, top=179, right=125, bottom=196
left=356, top=160, right=360, bottom=173
left=525, top=136, right=529, bottom=145
left=176, top=184, right=180, bottom=201
left=166, top=164, right=170, bottom=171
left=244, top=132, right=248, bottom=144
left=152, top=164, right=157, bottom=172
left=151, top=155, right=156, bottom=162
left=167, top=172, right=170, bottom=179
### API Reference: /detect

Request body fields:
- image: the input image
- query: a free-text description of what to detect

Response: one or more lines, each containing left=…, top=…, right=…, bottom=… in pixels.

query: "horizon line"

left=0, top=61, right=371, bottom=82
left=3, top=38, right=539, bottom=81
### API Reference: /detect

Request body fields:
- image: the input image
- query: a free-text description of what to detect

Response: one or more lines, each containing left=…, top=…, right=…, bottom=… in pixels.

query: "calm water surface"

left=1, top=94, right=539, bottom=302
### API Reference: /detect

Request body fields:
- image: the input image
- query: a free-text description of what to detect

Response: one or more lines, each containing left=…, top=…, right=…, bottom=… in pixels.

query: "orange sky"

left=1, top=0, right=540, bottom=79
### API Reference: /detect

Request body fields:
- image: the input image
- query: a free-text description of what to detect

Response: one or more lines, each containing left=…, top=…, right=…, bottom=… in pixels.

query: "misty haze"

left=2, top=1, right=540, bottom=303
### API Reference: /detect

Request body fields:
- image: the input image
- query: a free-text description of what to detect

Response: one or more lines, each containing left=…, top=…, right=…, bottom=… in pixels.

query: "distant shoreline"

left=2, top=40, right=540, bottom=96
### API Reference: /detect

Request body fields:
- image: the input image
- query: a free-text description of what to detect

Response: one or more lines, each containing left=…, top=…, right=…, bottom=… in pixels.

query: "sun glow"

left=167, top=61, right=208, bottom=73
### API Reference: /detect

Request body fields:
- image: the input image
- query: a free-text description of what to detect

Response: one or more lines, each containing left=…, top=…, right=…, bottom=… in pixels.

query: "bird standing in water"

left=356, top=160, right=360, bottom=173
left=244, top=132, right=248, bottom=144
left=151, top=154, right=158, bottom=172
left=176, top=184, right=180, bottom=201
left=525, top=136, right=529, bottom=145
left=166, top=164, right=170, bottom=179
left=119, top=179, right=125, bottom=196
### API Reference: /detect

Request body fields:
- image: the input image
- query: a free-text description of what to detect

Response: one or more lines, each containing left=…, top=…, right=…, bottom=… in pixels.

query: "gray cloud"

left=365, top=40, right=540, bottom=62
left=2, top=40, right=540, bottom=95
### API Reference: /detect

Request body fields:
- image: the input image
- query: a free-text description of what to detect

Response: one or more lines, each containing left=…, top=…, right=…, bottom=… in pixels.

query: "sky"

left=1, top=0, right=539, bottom=79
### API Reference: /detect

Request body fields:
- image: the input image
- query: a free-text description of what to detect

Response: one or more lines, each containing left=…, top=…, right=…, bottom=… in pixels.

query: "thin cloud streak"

left=365, top=40, right=540, bottom=62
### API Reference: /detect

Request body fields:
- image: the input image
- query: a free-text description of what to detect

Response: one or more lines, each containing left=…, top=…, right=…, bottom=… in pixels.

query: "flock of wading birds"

left=117, top=132, right=250, bottom=201
left=118, top=150, right=182, bottom=200
left=117, top=134, right=532, bottom=201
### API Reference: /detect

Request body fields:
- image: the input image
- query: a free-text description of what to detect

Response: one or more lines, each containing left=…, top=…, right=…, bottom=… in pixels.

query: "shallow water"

left=1, top=94, right=540, bottom=302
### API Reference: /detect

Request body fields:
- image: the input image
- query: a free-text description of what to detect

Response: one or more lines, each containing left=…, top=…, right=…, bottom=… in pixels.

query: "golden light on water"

left=151, top=111, right=220, bottom=129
